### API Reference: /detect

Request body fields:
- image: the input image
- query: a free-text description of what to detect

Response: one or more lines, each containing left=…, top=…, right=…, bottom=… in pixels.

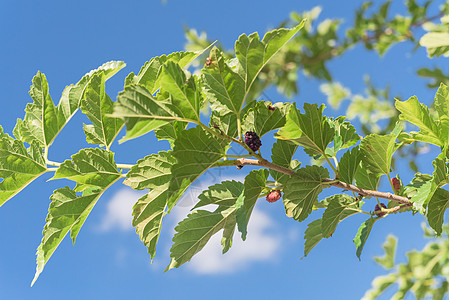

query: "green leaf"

left=168, top=126, right=230, bottom=211
left=14, top=62, right=125, bottom=148
left=159, top=61, right=202, bottom=122
left=114, top=85, right=183, bottom=141
left=417, top=67, right=449, bottom=89
left=325, top=116, right=360, bottom=157
left=165, top=207, right=236, bottom=271
left=236, top=169, right=269, bottom=240
left=0, top=138, right=47, bottom=207
left=209, top=99, right=257, bottom=139
left=33, top=147, right=122, bottom=285
left=202, top=23, right=304, bottom=116
left=57, top=61, right=125, bottom=122
left=321, top=194, right=358, bottom=238
left=32, top=185, right=117, bottom=286
left=124, top=151, right=176, bottom=191
left=337, top=146, right=361, bottom=184
left=270, top=139, right=299, bottom=185
left=374, top=234, right=397, bottom=269
left=125, top=50, right=207, bottom=93
left=202, top=47, right=246, bottom=116
left=210, top=112, right=238, bottom=138
left=276, top=103, right=335, bottom=156
left=192, top=180, right=245, bottom=253
left=53, top=148, right=121, bottom=188
left=114, top=81, right=205, bottom=143
left=354, top=161, right=381, bottom=191
left=125, top=152, right=176, bottom=261
left=353, top=217, right=376, bottom=260
left=320, top=82, right=350, bottom=109
left=434, top=83, right=449, bottom=118
left=360, top=131, right=400, bottom=175
left=236, top=22, right=304, bottom=94
left=410, top=154, right=448, bottom=214
left=362, top=273, right=397, bottom=300
left=242, top=101, right=291, bottom=137
left=154, top=121, right=187, bottom=148
left=395, top=96, right=446, bottom=147
left=81, top=72, right=124, bottom=149
left=420, top=32, right=449, bottom=57
left=14, top=71, right=57, bottom=147
left=69, top=61, right=125, bottom=112
left=118, top=49, right=207, bottom=143
left=283, top=165, right=330, bottom=221
left=193, top=180, right=244, bottom=210
left=132, top=190, right=168, bottom=261
left=304, top=219, right=324, bottom=257
left=0, top=126, right=10, bottom=139
left=427, top=188, right=449, bottom=235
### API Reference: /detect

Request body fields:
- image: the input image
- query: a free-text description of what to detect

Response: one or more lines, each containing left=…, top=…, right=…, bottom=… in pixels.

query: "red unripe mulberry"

left=391, top=177, right=401, bottom=191
left=374, top=203, right=387, bottom=217
left=266, top=190, right=282, bottom=203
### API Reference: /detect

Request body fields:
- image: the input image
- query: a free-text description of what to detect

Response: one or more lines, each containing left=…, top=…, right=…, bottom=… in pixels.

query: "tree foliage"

left=3, top=2, right=449, bottom=298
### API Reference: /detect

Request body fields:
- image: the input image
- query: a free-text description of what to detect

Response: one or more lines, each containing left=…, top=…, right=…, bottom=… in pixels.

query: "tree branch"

left=323, top=179, right=411, bottom=205
left=215, top=158, right=413, bottom=205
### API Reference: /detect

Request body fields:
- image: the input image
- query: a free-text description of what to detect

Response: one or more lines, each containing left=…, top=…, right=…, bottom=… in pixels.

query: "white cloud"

left=97, top=189, right=144, bottom=232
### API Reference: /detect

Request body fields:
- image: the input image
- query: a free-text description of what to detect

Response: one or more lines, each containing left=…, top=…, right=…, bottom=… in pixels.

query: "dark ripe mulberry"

left=266, top=190, right=282, bottom=203
left=244, top=131, right=262, bottom=152
left=391, top=177, right=401, bottom=191
left=374, top=203, right=387, bottom=217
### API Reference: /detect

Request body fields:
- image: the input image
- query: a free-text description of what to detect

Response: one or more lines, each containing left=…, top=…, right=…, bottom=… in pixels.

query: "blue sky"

left=0, top=0, right=446, bottom=299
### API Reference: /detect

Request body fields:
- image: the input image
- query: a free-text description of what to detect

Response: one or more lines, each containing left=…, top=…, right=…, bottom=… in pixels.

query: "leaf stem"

left=46, top=160, right=61, bottom=167
left=44, top=146, right=49, bottom=162
left=237, top=113, right=242, bottom=141
left=224, top=154, right=253, bottom=158
left=332, top=156, right=338, bottom=168
left=116, top=163, right=134, bottom=169
left=324, top=154, right=338, bottom=175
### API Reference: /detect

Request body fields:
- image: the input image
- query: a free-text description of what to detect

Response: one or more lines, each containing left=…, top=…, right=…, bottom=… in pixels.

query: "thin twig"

left=214, top=158, right=413, bottom=205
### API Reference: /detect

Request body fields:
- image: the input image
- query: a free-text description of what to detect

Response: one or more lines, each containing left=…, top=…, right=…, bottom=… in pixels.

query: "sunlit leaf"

left=0, top=138, right=47, bottom=207
left=374, top=234, right=397, bottom=269
left=395, top=96, right=446, bottom=147
left=354, top=217, right=376, bottom=260
left=125, top=151, right=176, bottom=261
left=270, top=139, right=299, bottom=185
left=81, top=72, right=123, bottom=149
left=168, top=126, right=230, bottom=210
left=283, top=165, right=330, bottom=221
left=304, top=219, right=324, bottom=257
left=276, top=103, right=335, bottom=156
left=236, top=169, right=269, bottom=240
left=337, top=146, right=361, bottom=184
left=321, top=194, right=359, bottom=238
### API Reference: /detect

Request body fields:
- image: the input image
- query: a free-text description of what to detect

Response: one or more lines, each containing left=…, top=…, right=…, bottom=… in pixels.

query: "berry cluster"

left=374, top=203, right=387, bottom=217
left=244, top=131, right=262, bottom=152
left=266, top=190, right=282, bottom=203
